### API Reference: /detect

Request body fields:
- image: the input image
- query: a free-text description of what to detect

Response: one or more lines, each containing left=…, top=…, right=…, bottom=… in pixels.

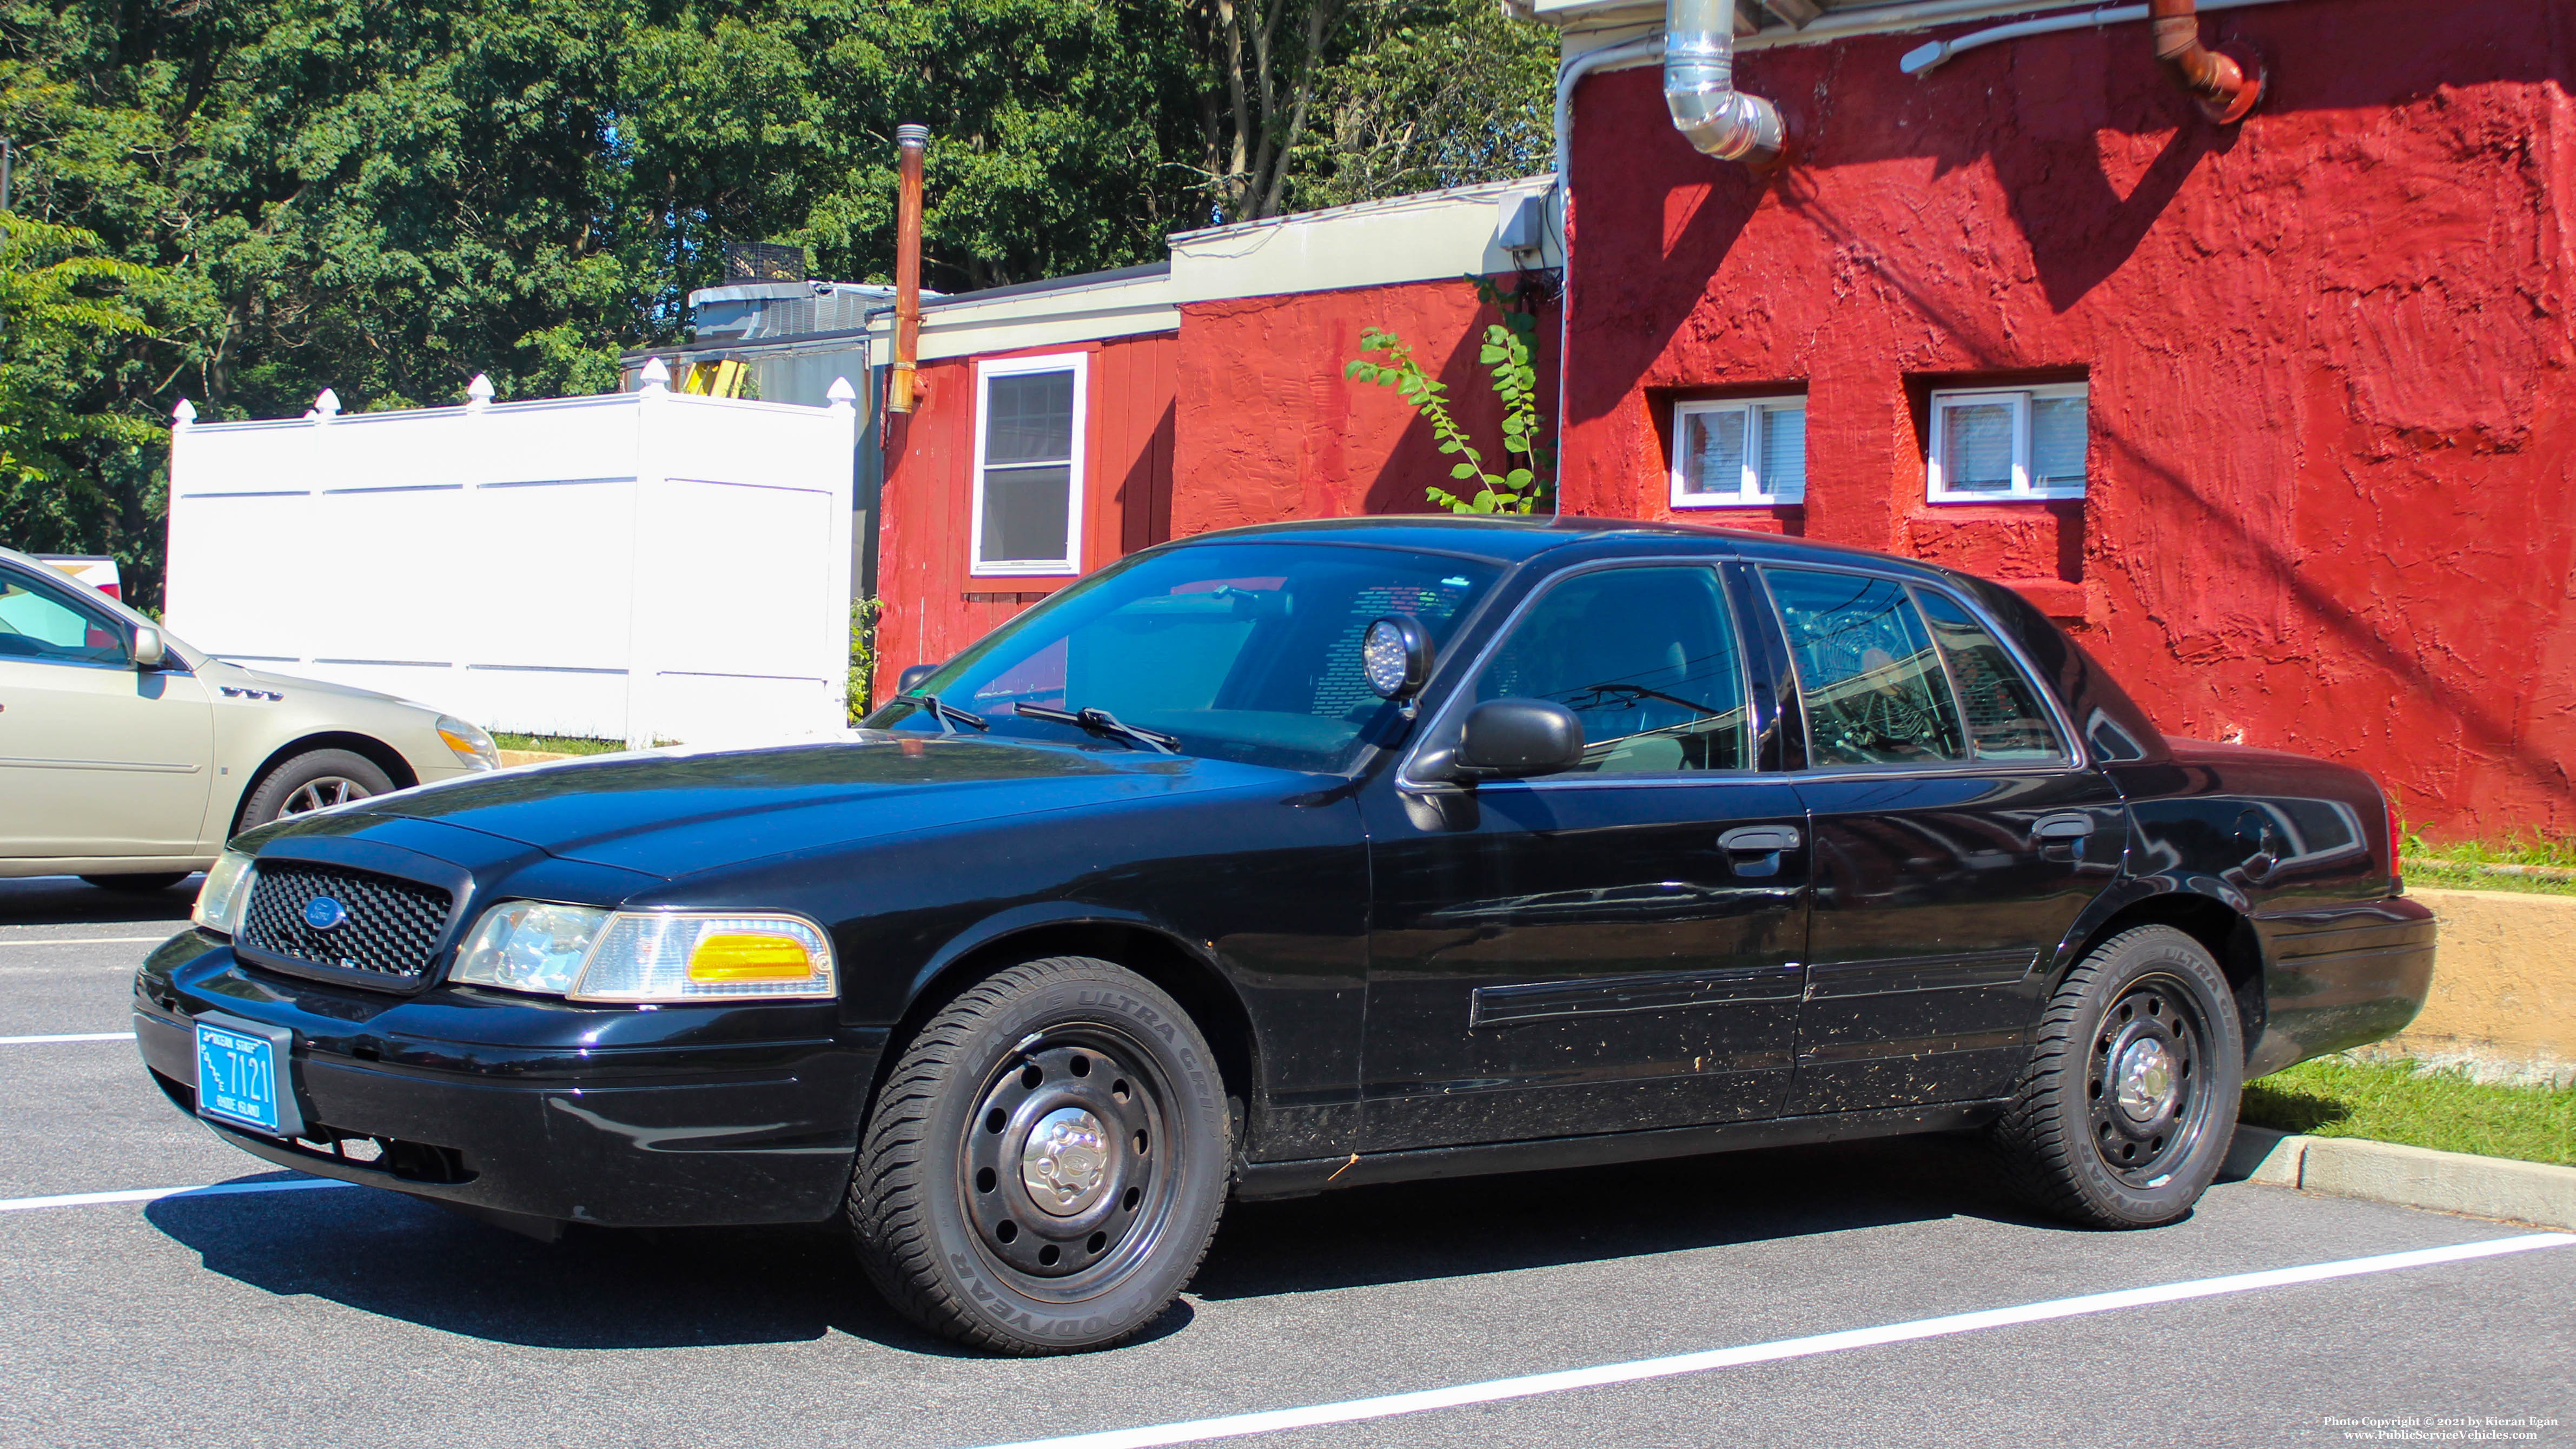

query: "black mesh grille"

left=239, top=864, right=454, bottom=983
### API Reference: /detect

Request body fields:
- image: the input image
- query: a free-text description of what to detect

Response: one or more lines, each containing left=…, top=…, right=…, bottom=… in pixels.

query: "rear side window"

left=1915, top=588, right=2065, bottom=762
left=1474, top=565, right=1751, bottom=773
left=1763, top=568, right=1966, bottom=767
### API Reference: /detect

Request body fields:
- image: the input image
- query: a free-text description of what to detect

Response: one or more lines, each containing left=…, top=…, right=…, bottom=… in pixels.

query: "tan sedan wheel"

left=238, top=749, right=395, bottom=832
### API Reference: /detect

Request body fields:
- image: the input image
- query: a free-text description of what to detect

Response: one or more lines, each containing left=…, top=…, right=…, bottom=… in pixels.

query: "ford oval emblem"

left=302, top=896, right=348, bottom=931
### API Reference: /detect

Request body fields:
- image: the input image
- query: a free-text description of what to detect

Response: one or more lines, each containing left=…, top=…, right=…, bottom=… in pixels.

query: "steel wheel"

left=2085, top=975, right=2214, bottom=1189
left=851, top=955, right=1230, bottom=1354
left=280, top=777, right=373, bottom=815
left=1991, top=924, right=2244, bottom=1228
left=960, top=1034, right=1177, bottom=1296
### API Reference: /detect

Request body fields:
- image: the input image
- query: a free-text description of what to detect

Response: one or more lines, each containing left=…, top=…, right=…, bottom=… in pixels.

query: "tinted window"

left=878, top=542, right=1499, bottom=772
left=1475, top=565, right=1750, bottom=774
left=1764, top=568, right=1965, bottom=767
left=1914, top=588, right=2064, bottom=762
left=0, top=572, right=124, bottom=666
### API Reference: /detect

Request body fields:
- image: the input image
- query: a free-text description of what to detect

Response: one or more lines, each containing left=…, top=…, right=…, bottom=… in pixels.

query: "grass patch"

left=492, top=732, right=627, bottom=757
left=2241, top=1056, right=2576, bottom=1167
left=2400, top=861, right=2576, bottom=897
left=2401, top=829, right=2576, bottom=870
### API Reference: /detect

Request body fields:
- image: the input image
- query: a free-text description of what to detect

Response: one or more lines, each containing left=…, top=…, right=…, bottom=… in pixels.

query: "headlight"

left=452, top=901, right=610, bottom=994
left=191, top=850, right=258, bottom=935
left=436, top=714, right=500, bottom=770
left=450, top=902, right=835, bottom=1003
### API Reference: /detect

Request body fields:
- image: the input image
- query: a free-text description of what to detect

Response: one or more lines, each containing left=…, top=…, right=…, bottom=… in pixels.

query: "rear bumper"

left=2247, top=896, right=2438, bottom=1077
left=134, top=934, right=882, bottom=1229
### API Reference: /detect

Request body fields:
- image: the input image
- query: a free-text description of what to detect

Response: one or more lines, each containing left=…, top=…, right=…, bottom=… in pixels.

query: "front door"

left=0, top=566, right=214, bottom=857
left=1753, top=565, right=2125, bottom=1113
left=1360, top=561, right=1809, bottom=1152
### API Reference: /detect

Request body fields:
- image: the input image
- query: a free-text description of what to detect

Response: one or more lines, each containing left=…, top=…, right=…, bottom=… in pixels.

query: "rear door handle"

left=2034, top=813, right=2094, bottom=842
left=1719, top=825, right=1802, bottom=853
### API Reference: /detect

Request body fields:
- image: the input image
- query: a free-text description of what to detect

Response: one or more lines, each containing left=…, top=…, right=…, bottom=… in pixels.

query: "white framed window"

left=1671, top=395, right=1806, bottom=508
left=971, top=353, right=1088, bottom=575
left=1926, top=382, right=2088, bottom=502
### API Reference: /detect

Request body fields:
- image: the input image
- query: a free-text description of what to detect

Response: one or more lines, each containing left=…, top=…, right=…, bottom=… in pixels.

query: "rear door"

left=1753, top=565, right=2125, bottom=1113
left=1359, top=559, right=1809, bottom=1151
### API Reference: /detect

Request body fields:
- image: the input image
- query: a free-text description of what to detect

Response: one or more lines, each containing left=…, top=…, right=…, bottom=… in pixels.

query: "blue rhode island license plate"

left=195, top=1017, right=292, bottom=1136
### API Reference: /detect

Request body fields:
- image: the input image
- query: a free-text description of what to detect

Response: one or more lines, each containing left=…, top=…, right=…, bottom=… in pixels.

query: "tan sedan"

left=0, top=544, right=498, bottom=891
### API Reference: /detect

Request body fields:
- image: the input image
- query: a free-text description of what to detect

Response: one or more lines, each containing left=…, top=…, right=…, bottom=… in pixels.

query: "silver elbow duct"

left=1664, top=0, right=1785, bottom=166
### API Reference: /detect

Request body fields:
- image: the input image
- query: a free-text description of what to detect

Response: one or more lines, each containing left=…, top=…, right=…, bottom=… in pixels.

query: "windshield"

left=867, top=541, right=1502, bottom=772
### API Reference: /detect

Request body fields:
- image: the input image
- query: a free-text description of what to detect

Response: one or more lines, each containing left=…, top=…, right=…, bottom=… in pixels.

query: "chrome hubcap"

left=281, top=777, right=370, bottom=815
left=2114, top=1038, right=2178, bottom=1123
left=1020, top=1106, right=1111, bottom=1215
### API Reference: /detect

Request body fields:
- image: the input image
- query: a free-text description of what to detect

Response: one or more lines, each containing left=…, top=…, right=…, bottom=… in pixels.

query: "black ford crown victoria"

left=135, top=517, right=2435, bottom=1353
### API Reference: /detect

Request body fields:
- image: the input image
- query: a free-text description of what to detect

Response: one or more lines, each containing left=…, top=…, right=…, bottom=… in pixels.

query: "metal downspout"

left=1664, top=0, right=1786, bottom=166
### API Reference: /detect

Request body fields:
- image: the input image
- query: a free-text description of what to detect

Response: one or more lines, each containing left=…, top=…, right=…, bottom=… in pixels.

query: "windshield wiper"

left=911, top=694, right=989, bottom=734
left=1013, top=703, right=1180, bottom=755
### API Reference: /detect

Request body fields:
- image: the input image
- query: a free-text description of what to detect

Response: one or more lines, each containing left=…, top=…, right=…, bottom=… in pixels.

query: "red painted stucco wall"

left=1560, top=0, right=2576, bottom=838
left=874, top=331, right=1177, bottom=689
left=1171, top=278, right=1561, bottom=537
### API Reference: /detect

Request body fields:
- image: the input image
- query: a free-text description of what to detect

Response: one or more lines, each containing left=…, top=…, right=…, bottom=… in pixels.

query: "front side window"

left=1672, top=396, right=1806, bottom=507
left=0, top=571, right=125, bottom=666
left=876, top=542, right=1499, bottom=772
left=1764, top=568, right=1966, bottom=767
left=973, top=355, right=1086, bottom=574
left=1926, top=383, right=2087, bottom=502
left=1474, top=565, right=1751, bottom=774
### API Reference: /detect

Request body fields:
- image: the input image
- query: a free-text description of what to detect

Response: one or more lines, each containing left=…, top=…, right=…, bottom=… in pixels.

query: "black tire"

left=80, top=873, right=190, bottom=894
left=237, top=749, right=394, bottom=831
left=1992, top=925, right=2245, bottom=1229
left=851, top=956, right=1230, bottom=1354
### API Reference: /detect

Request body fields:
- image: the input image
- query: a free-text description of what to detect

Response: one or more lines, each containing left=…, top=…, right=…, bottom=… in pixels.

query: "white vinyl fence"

left=165, top=372, right=859, bottom=748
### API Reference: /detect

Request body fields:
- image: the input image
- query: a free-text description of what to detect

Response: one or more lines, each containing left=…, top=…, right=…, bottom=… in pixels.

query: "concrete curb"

left=2223, top=1126, right=2576, bottom=1229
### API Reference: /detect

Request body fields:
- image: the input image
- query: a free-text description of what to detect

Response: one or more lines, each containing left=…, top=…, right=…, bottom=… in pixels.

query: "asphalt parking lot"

left=3, top=874, right=2567, bottom=1449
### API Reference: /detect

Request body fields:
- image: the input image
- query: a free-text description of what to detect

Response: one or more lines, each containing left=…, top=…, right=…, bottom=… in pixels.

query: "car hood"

left=255, top=733, right=1293, bottom=879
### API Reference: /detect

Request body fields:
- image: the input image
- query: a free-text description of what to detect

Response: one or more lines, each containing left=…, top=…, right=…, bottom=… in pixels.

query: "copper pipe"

left=889, top=124, right=928, bottom=414
left=2148, top=0, right=2263, bottom=124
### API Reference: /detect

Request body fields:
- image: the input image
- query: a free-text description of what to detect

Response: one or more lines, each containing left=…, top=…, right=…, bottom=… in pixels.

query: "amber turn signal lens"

left=686, top=932, right=816, bottom=982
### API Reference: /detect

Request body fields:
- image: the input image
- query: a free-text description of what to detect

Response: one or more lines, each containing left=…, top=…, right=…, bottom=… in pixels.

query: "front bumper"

left=135, top=931, right=884, bottom=1229
left=2247, top=895, right=2439, bottom=1077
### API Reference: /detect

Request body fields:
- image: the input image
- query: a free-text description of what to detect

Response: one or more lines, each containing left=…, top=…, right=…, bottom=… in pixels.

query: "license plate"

left=196, top=1017, right=292, bottom=1136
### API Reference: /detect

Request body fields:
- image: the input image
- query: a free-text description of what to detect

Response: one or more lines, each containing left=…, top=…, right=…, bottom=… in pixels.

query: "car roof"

left=1174, top=513, right=1968, bottom=581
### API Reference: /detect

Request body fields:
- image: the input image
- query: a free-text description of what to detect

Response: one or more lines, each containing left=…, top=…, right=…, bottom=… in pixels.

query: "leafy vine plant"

left=1345, top=276, right=1553, bottom=514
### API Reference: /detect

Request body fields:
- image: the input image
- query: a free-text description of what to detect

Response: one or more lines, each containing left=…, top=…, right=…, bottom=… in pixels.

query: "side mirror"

left=130, top=626, right=167, bottom=670
left=896, top=663, right=938, bottom=694
left=1453, top=699, right=1584, bottom=780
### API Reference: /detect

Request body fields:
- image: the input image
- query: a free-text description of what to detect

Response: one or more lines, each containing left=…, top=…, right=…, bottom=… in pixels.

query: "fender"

left=898, top=899, right=1226, bottom=1013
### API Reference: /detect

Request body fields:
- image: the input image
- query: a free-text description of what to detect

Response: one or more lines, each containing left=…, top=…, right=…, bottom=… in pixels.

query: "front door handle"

left=2032, top=813, right=2093, bottom=842
left=1719, top=825, right=1802, bottom=854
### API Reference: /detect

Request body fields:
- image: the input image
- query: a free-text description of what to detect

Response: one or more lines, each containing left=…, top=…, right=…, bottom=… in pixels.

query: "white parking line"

left=0, top=1032, right=134, bottom=1045
left=965, top=1234, right=2576, bottom=1449
left=0, top=935, right=171, bottom=947
left=0, top=1178, right=357, bottom=1213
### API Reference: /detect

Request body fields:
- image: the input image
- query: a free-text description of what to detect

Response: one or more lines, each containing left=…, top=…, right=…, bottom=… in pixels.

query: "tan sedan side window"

left=0, top=575, right=126, bottom=666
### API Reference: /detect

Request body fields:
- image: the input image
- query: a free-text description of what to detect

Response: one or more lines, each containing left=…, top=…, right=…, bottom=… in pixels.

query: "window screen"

left=1764, top=568, right=1966, bottom=767
left=977, top=366, right=1078, bottom=569
left=2030, top=394, right=2087, bottom=493
left=1474, top=566, right=1750, bottom=773
left=1938, top=401, right=2016, bottom=494
left=1914, top=588, right=2063, bottom=762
